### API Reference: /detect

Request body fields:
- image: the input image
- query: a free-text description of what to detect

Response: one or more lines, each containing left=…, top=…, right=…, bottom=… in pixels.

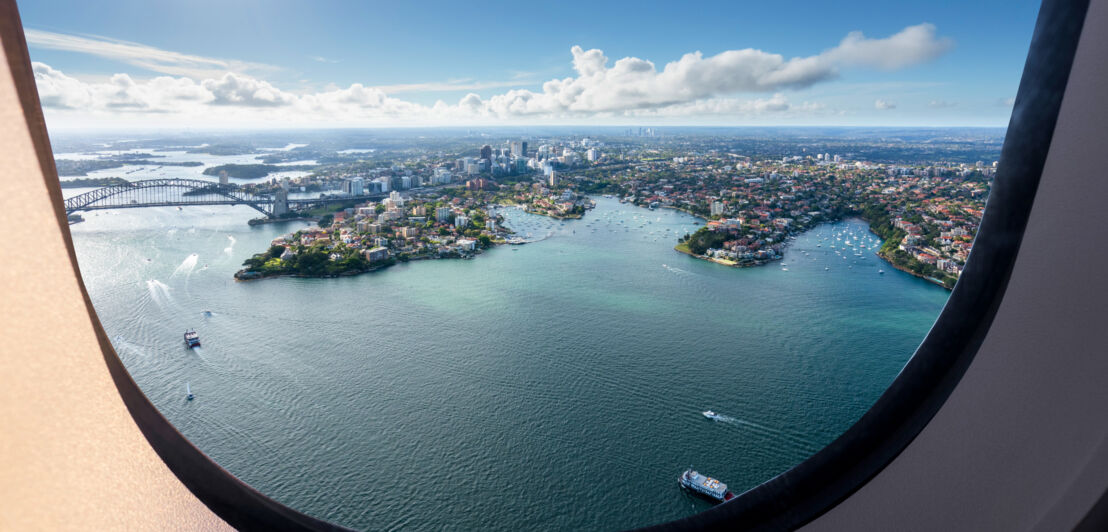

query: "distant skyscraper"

left=480, top=144, right=492, bottom=161
left=342, top=177, right=365, bottom=196
left=510, top=140, right=528, bottom=158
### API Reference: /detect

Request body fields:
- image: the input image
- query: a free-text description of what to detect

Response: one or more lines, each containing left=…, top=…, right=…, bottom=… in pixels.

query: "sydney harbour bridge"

left=63, top=178, right=387, bottom=220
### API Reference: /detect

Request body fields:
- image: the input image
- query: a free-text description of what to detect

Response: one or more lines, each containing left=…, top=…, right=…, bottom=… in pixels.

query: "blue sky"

left=20, top=0, right=1042, bottom=128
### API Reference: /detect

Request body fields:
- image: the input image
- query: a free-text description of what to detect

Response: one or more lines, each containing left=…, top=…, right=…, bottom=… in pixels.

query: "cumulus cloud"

left=33, top=62, right=212, bottom=112
left=202, top=73, right=295, bottom=107
left=874, top=99, right=897, bottom=110
left=32, top=62, right=90, bottom=109
left=432, top=23, right=950, bottom=119
left=32, top=23, right=951, bottom=125
left=822, top=24, right=953, bottom=70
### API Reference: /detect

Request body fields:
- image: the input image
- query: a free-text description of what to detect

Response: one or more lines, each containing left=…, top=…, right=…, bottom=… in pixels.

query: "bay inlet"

left=69, top=196, right=949, bottom=530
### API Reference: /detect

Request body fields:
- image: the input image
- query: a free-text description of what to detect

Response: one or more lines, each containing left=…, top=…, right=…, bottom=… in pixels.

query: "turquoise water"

left=69, top=197, right=949, bottom=530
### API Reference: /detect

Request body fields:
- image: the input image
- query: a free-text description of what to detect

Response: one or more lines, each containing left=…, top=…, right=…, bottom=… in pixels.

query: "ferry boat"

left=184, top=330, right=201, bottom=349
left=679, top=468, right=735, bottom=502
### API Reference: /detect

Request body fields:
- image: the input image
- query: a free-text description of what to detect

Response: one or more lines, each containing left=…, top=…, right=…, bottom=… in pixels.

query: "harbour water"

left=69, top=196, right=949, bottom=530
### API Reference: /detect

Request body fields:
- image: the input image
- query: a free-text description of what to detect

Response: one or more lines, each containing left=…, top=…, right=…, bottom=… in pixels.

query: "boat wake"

left=112, top=335, right=149, bottom=358
left=662, top=264, right=692, bottom=275
left=224, top=235, right=236, bottom=255
left=145, top=279, right=173, bottom=304
left=705, top=411, right=772, bottom=431
left=190, top=346, right=210, bottom=363
left=172, top=253, right=199, bottom=277
left=704, top=411, right=819, bottom=452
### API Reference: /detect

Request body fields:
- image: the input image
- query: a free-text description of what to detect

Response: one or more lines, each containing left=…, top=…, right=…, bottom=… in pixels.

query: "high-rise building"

left=342, top=177, right=365, bottom=196
left=480, top=144, right=492, bottom=161
left=510, top=140, right=528, bottom=158
left=710, top=201, right=725, bottom=216
left=548, top=171, right=558, bottom=187
left=435, top=206, right=453, bottom=223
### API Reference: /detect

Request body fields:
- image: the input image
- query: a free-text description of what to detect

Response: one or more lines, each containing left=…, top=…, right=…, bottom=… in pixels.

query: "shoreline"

left=248, top=216, right=318, bottom=226
left=655, top=203, right=707, bottom=221
left=234, top=247, right=498, bottom=282
left=673, top=242, right=777, bottom=268
left=673, top=215, right=953, bottom=291
left=875, top=250, right=952, bottom=290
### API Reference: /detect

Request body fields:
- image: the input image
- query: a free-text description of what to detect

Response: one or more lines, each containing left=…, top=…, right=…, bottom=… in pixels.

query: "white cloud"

left=874, top=99, right=897, bottom=110
left=928, top=99, right=957, bottom=108
left=625, top=94, right=825, bottom=118
left=32, top=62, right=90, bottom=109
left=32, top=23, right=952, bottom=126
left=438, top=23, right=950, bottom=119
left=202, top=73, right=295, bottom=107
left=24, top=29, right=274, bottom=78
left=33, top=62, right=212, bottom=112
left=822, top=24, right=953, bottom=70
left=372, top=78, right=537, bottom=94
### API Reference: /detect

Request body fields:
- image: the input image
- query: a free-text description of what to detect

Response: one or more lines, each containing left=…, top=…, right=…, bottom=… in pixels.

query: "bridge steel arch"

left=63, top=178, right=272, bottom=216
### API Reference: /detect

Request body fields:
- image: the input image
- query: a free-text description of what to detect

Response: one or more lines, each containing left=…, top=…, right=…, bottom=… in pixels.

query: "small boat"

left=186, top=383, right=194, bottom=401
left=703, top=410, right=721, bottom=420
left=879, top=270, right=885, bottom=274
left=184, top=330, right=201, bottom=349
left=202, top=310, right=213, bottom=317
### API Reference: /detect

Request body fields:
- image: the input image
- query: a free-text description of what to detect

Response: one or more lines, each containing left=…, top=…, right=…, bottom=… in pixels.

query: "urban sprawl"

left=237, top=134, right=993, bottom=289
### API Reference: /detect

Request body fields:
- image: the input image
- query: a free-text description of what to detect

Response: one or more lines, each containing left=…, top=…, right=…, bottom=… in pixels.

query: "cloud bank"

left=32, top=24, right=952, bottom=125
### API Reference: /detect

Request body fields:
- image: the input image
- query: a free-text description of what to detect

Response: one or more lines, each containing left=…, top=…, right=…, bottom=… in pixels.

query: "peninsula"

left=232, top=133, right=990, bottom=289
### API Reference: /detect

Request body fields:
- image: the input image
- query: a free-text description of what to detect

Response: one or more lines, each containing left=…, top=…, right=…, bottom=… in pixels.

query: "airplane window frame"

left=5, top=0, right=1091, bottom=529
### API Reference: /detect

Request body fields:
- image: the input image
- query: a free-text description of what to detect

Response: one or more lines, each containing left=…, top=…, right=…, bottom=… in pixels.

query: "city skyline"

left=21, top=0, right=1041, bottom=129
